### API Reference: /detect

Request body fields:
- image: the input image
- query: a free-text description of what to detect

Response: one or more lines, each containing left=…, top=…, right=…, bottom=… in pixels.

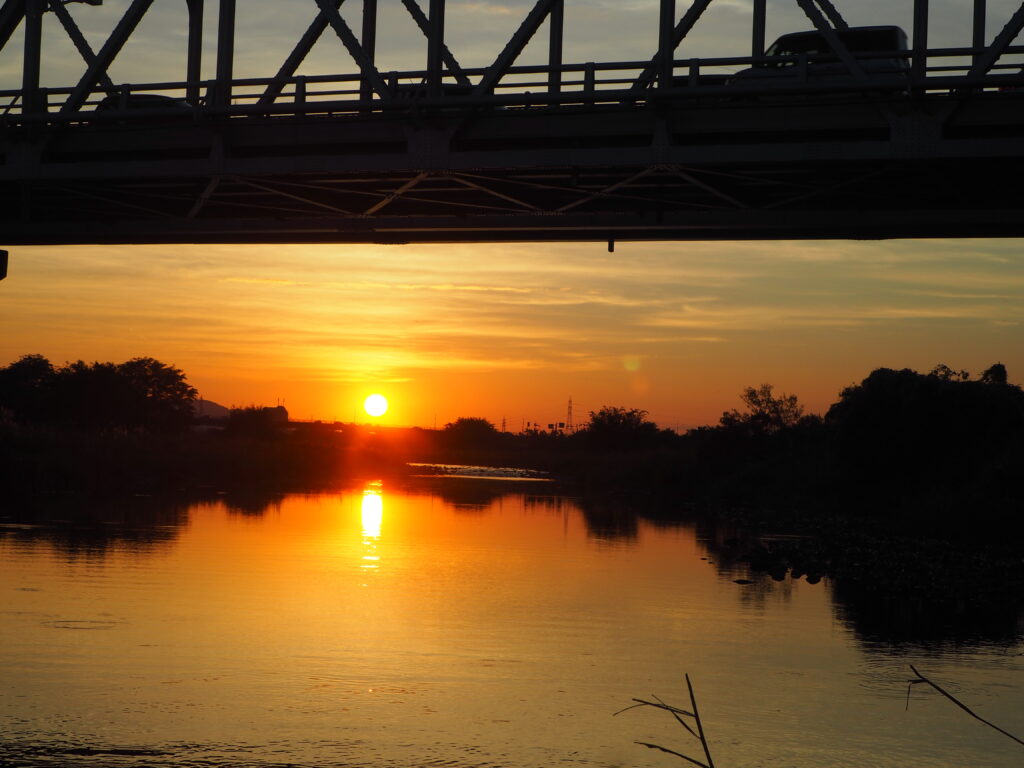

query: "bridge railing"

left=4, top=44, right=1024, bottom=125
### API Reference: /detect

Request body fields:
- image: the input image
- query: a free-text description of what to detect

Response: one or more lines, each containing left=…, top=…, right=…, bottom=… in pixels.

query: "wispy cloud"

left=452, top=2, right=517, bottom=15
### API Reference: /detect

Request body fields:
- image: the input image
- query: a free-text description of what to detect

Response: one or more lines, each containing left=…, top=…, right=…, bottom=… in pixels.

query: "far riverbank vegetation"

left=1, top=354, right=1022, bottom=542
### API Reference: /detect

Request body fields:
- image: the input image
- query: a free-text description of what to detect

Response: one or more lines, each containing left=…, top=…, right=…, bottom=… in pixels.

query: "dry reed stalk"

left=616, top=673, right=716, bottom=768
left=907, top=664, right=1024, bottom=748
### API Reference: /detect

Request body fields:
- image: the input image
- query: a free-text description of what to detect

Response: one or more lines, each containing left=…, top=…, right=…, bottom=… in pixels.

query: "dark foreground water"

left=1, top=479, right=1022, bottom=767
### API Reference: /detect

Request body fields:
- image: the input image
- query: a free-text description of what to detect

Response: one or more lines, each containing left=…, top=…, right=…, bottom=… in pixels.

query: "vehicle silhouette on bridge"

left=93, top=93, right=195, bottom=122
left=95, top=93, right=191, bottom=112
left=728, top=25, right=909, bottom=91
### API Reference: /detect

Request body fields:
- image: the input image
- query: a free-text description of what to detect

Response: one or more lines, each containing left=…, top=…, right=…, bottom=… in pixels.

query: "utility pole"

left=567, top=396, right=574, bottom=432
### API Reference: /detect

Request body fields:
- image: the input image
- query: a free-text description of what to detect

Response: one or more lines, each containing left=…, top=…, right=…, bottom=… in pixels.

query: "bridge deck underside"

left=3, top=92, right=1024, bottom=244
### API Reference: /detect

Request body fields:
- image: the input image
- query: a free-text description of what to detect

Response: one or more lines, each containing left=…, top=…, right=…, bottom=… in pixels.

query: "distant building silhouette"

left=226, top=405, right=290, bottom=437
left=264, top=405, right=289, bottom=425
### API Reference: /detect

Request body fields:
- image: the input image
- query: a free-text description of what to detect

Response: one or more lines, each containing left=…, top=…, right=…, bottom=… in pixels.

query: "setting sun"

left=363, top=393, right=388, bottom=418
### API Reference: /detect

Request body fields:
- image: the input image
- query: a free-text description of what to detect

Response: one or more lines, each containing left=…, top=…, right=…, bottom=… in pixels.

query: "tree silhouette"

left=980, top=362, right=1008, bottom=385
left=48, top=360, right=129, bottom=430
left=0, top=354, right=196, bottom=432
left=929, top=363, right=971, bottom=382
left=719, top=384, right=806, bottom=434
left=0, top=354, right=54, bottom=422
left=118, top=357, right=197, bottom=431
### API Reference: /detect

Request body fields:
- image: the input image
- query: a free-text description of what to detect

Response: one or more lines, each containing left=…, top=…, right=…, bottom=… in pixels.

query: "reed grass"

left=616, top=673, right=716, bottom=768
left=907, top=665, right=1024, bottom=748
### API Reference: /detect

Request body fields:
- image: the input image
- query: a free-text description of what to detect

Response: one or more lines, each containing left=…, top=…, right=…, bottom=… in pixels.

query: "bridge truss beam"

left=5, top=92, right=1024, bottom=244
left=1, top=0, right=1024, bottom=244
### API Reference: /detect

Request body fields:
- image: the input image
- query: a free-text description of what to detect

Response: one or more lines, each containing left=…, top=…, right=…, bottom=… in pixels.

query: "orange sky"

left=2, top=239, right=1022, bottom=430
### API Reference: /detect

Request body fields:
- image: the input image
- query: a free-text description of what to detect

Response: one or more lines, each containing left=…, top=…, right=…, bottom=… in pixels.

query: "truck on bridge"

left=728, top=25, right=909, bottom=90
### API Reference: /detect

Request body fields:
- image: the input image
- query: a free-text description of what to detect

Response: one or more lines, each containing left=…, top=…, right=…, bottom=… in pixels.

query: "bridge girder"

left=1, top=0, right=1024, bottom=243
left=4, top=91, right=1024, bottom=244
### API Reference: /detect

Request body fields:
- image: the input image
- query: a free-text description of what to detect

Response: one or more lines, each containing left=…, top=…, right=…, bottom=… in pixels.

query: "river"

left=1, top=477, right=1021, bottom=767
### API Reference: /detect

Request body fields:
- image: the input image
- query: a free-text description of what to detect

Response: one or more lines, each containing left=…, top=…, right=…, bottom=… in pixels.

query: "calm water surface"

left=1, top=480, right=1022, bottom=767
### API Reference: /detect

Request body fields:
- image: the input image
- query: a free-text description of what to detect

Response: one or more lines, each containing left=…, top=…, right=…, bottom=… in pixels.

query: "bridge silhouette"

left=1, top=0, right=1024, bottom=245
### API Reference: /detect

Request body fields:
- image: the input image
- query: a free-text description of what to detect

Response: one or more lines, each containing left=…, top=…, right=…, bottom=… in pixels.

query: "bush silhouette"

left=441, top=417, right=502, bottom=451
left=581, top=406, right=669, bottom=450
left=826, top=365, right=1024, bottom=492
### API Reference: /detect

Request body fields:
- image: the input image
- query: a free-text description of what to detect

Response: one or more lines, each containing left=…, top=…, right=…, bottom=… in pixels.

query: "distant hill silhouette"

left=193, top=398, right=230, bottom=421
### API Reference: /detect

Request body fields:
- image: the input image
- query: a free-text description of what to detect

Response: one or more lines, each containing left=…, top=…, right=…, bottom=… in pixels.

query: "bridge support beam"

left=973, top=0, right=986, bottom=62
left=659, top=0, right=674, bottom=89
left=186, top=0, right=203, bottom=106
left=967, top=2, right=1024, bottom=77
left=401, top=0, right=468, bottom=85
left=361, top=0, right=377, bottom=103
left=752, top=0, right=765, bottom=58
left=812, top=0, right=847, bottom=29
left=215, top=0, right=235, bottom=108
left=548, top=0, right=563, bottom=93
left=60, top=0, right=155, bottom=113
left=21, top=0, right=41, bottom=114
left=913, top=0, right=929, bottom=81
left=475, top=0, right=560, bottom=96
left=315, top=0, right=389, bottom=99
left=427, top=0, right=443, bottom=97
left=0, top=0, right=26, bottom=53
left=796, top=0, right=867, bottom=82
left=48, top=0, right=115, bottom=93
left=259, top=1, right=342, bottom=106
left=633, top=0, right=713, bottom=91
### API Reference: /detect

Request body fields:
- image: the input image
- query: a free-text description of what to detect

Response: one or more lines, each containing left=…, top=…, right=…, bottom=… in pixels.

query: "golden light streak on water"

left=360, top=485, right=383, bottom=574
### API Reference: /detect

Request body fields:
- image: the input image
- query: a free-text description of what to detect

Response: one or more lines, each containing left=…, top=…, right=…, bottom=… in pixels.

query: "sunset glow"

left=4, top=241, right=1022, bottom=430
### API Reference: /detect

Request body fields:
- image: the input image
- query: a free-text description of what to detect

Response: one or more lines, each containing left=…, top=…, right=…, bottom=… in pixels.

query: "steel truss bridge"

left=2, top=0, right=1024, bottom=245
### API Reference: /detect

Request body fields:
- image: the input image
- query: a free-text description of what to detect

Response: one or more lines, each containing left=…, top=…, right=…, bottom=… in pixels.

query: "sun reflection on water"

left=360, top=485, right=383, bottom=574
